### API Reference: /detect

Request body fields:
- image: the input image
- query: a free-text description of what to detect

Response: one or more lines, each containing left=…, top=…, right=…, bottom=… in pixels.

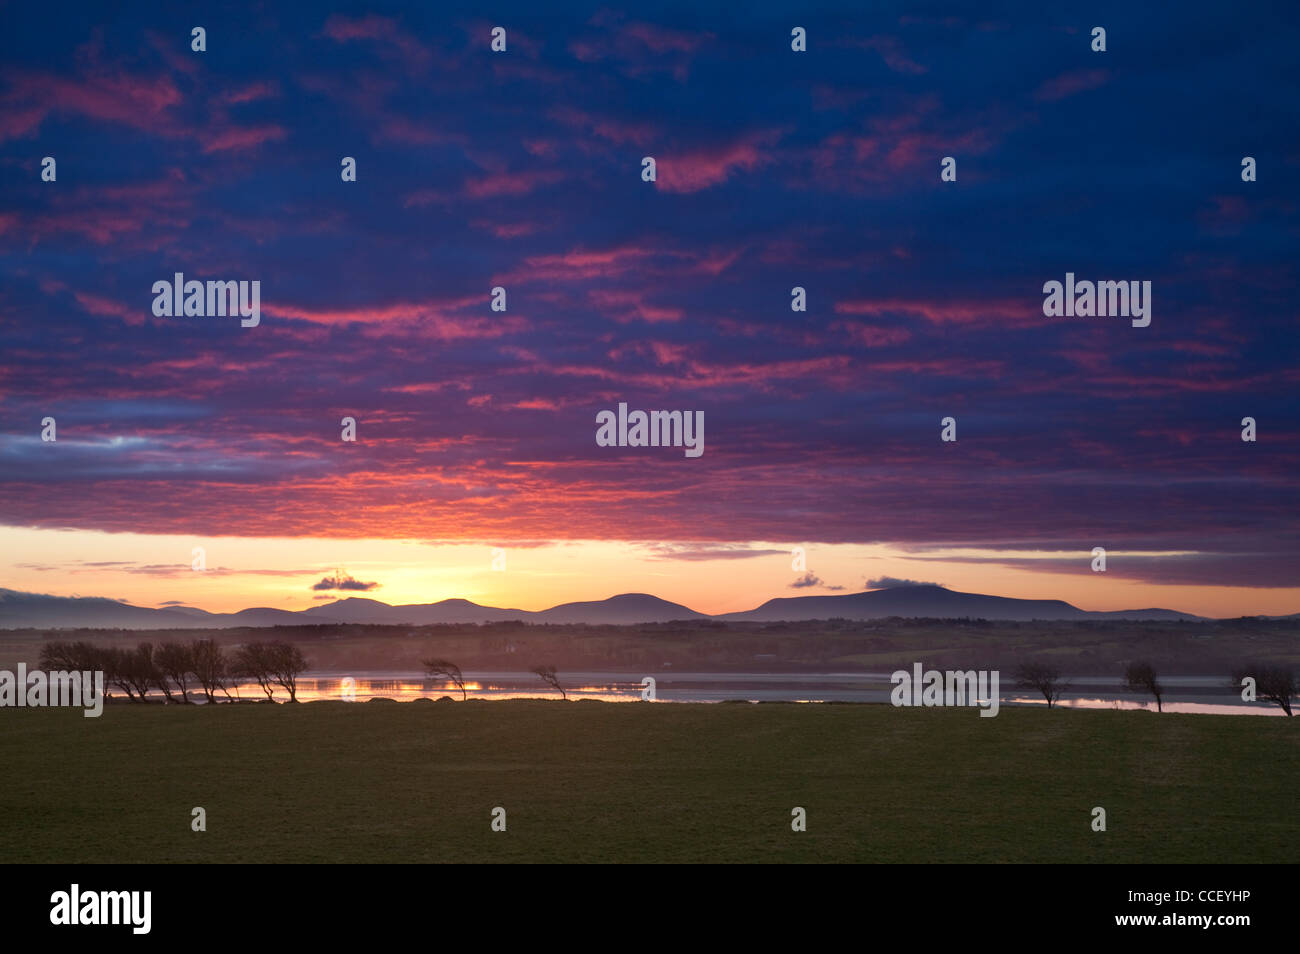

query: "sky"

left=1, top=2, right=1298, bottom=618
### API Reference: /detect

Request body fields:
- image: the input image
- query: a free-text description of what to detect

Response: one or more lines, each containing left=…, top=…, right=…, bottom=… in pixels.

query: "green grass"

left=0, top=700, right=1292, bottom=863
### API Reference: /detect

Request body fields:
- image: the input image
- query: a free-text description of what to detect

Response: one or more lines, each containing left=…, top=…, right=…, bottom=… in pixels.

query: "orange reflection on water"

left=247, top=678, right=648, bottom=705
left=1007, top=696, right=1287, bottom=716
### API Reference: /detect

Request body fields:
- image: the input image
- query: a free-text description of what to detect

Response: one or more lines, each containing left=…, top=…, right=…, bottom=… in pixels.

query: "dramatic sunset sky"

left=1, top=3, right=1297, bottom=618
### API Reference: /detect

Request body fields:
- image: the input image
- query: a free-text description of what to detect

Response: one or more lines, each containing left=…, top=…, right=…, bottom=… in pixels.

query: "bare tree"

left=232, top=643, right=277, bottom=701
left=39, top=640, right=99, bottom=672
left=1124, top=660, right=1164, bottom=713
left=267, top=641, right=308, bottom=703
left=1014, top=662, right=1067, bottom=708
left=38, top=640, right=75, bottom=671
left=125, top=642, right=158, bottom=702
left=531, top=665, right=566, bottom=700
left=39, top=641, right=132, bottom=701
left=103, top=647, right=138, bottom=702
left=155, top=642, right=196, bottom=703
left=1232, top=664, right=1295, bottom=716
left=151, top=647, right=176, bottom=702
left=190, top=639, right=228, bottom=703
left=423, top=658, right=467, bottom=700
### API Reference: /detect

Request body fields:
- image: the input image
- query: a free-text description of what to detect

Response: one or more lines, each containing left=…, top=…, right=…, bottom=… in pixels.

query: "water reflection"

left=1007, top=696, right=1286, bottom=716
left=159, top=671, right=1291, bottom=715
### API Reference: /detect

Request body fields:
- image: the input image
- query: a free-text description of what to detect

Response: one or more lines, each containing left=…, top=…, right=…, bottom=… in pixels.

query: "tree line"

left=37, top=639, right=309, bottom=703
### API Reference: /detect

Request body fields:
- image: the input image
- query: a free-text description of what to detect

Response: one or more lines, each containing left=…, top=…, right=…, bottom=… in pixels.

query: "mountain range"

left=0, top=584, right=1235, bottom=630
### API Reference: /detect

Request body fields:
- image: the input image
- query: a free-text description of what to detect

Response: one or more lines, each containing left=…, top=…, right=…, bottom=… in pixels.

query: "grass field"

left=0, top=700, right=1293, bottom=863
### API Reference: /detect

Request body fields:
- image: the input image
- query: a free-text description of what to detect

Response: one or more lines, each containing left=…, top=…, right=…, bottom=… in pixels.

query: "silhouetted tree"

left=125, top=642, right=158, bottom=702
left=155, top=642, right=196, bottom=703
left=39, top=641, right=130, bottom=699
left=423, top=658, right=466, bottom=700
left=232, top=643, right=277, bottom=701
left=1014, top=662, right=1067, bottom=708
left=1232, top=664, right=1295, bottom=716
left=37, top=640, right=73, bottom=671
left=190, top=638, right=228, bottom=703
left=267, top=641, right=308, bottom=703
left=102, top=647, right=138, bottom=701
left=531, top=665, right=566, bottom=700
left=1124, top=660, right=1164, bottom=713
left=39, top=640, right=99, bottom=672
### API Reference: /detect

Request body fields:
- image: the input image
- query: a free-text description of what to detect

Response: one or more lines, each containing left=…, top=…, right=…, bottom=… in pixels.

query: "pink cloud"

left=609, top=340, right=693, bottom=365
left=622, top=22, right=709, bottom=54
left=201, top=124, right=286, bottom=153
left=263, top=297, right=526, bottom=340
left=473, top=220, right=542, bottom=239
left=0, top=69, right=182, bottom=141
left=549, top=106, right=659, bottom=147
left=657, top=134, right=776, bottom=193
left=834, top=321, right=913, bottom=347
left=505, top=245, right=660, bottom=282
left=29, top=210, right=146, bottom=245
left=588, top=288, right=684, bottom=324
left=215, top=82, right=279, bottom=105
left=0, top=106, right=46, bottom=140
left=835, top=297, right=1038, bottom=326
left=793, top=97, right=1008, bottom=192
left=523, top=138, right=558, bottom=158
left=320, top=14, right=431, bottom=72
left=648, top=341, right=691, bottom=365
left=22, top=172, right=193, bottom=246
left=867, top=357, right=1006, bottom=377
left=375, top=117, right=455, bottom=146
left=1, top=57, right=286, bottom=157
left=503, top=242, right=743, bottom=286
left=1034, top=69, right=1109, bottom=102
left=689, top=248, right=744, bottom=276
left=570, top=18, right=713, bottom=82
left=464, top=169, right=565, bottom=199
left=543, top=354, right=858, bottom=393
left=403, top=188, right=451, bottom=208
left=73, top=292, right=144, bottom=326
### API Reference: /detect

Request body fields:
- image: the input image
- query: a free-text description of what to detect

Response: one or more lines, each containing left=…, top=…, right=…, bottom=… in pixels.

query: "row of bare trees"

left=38, top=639, right=309, bottom=703
left=1014, top=660, right=1295, bottom=715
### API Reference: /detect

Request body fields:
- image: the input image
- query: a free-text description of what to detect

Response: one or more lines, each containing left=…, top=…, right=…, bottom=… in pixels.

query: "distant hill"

left=301, top=597, right=533, bottom=625
left=0, top=583, right=1210, bottom=630
left=717, top=584, right=1198, bottom=622
left=536, top=593, right=706, bottom=624
left=0, top=589, right=206, bottom=630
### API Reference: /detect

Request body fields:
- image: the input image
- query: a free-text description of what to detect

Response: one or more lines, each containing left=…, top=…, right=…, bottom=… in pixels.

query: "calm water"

left=197, top=670, right=1289, bottom=715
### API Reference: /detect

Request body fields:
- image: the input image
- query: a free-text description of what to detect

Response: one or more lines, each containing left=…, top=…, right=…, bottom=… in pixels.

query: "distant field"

left=0, top=701, right=1292, bottom=863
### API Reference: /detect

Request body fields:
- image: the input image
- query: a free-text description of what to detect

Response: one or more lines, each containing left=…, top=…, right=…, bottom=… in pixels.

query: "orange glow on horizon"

left=2, top=527, right=1297, bottom=620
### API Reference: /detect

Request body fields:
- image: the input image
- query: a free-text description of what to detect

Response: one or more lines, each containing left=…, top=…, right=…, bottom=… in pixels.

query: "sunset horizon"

left=6, top=532, right=1300, bottom=620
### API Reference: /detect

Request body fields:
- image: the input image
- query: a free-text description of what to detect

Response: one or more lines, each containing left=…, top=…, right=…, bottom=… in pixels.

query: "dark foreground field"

left=0, top=700, right=1293, bottom=863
